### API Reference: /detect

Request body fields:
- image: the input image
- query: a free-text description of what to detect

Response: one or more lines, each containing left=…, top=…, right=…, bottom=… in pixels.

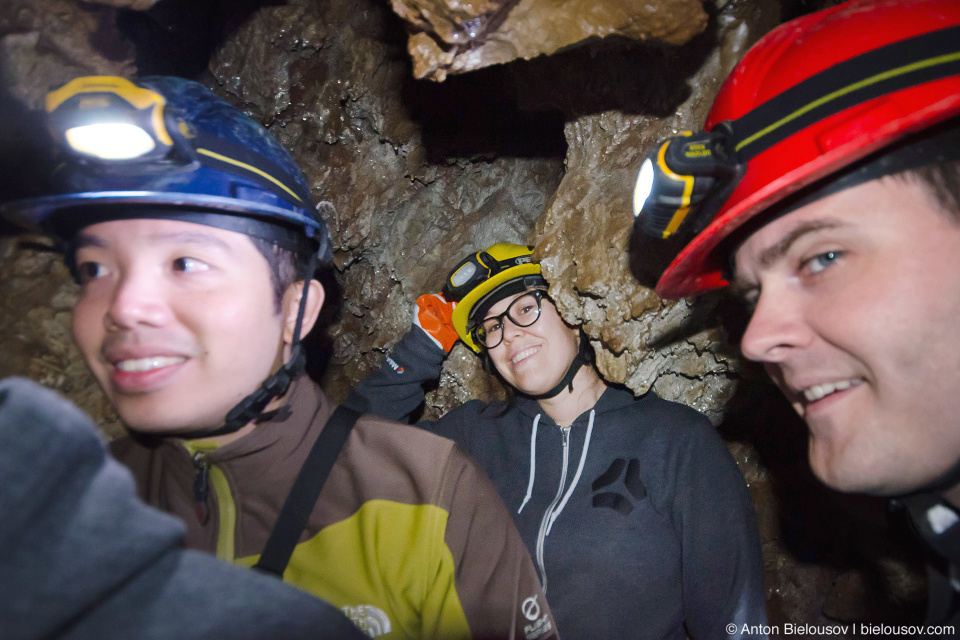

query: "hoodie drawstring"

left=517, top=413, right=541, bottom=514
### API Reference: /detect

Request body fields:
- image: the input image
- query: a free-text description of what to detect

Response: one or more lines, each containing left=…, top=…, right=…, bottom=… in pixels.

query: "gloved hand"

left=413, top=293, right=458, bottom=353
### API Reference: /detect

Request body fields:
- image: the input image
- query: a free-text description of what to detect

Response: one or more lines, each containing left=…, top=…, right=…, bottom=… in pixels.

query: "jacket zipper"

left=192, top=452, right=211, bottom=525
left=535, top=424, right=570, bottom=594
left=186, top=446, right=237, bottom=562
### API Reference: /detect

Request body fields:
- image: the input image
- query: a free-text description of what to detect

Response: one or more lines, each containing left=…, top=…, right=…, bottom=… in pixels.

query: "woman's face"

left=483, top=290, right=580, bottom=396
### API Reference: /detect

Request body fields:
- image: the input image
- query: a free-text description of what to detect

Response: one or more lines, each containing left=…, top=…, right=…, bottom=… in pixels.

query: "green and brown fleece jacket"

left=112, top=376, right=558, bottom=640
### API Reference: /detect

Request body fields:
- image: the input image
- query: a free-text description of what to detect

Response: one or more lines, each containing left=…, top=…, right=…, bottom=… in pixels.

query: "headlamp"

left=632, top=129, right=739, bottom=239
left=635, top=20, right=960, bottom=257
left=46, top=76, right=176, bottom=162
left=445, top=251, right=503, bottom=302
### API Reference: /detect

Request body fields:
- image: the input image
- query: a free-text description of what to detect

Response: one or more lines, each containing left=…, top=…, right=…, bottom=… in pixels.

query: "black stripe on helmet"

left=730, top=24, right=960, bottom=162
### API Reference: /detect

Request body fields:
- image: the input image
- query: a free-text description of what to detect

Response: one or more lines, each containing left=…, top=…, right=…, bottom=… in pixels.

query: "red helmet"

left=655, top=0, right=960, bottom=299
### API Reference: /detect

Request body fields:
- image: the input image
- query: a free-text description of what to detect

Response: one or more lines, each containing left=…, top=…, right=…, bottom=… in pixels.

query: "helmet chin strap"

left=524, top=329, right=592, bottom=401
left=173, top=251, right=318, bottom=440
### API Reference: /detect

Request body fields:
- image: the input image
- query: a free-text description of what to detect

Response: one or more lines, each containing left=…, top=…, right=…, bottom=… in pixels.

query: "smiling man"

left=71, top=219, right=295, bottom=436
left=1, top=75, right=557, bottom=640
left=734, top=176, right=960, bottom=499
left=631, top=0, right=960, bottom=626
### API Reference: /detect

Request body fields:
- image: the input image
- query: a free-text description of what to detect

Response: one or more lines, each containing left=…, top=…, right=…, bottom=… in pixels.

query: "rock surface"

left=397, top=0, right=708, bottom=81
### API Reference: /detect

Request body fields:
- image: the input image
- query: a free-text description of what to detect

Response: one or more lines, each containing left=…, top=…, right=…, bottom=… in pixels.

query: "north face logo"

left=591, top=458, right=646, bottom=515
left=342, top=604, right=391, bottom=638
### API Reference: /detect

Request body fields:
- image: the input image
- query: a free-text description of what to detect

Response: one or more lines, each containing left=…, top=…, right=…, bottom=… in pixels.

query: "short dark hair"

left=248, top=238, right=315, bottom=313
left=897, top=159, right=960, bottom=223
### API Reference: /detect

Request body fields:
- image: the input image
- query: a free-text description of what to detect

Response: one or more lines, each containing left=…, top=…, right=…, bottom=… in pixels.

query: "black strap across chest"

left=254, top=405, right=361, bottom=577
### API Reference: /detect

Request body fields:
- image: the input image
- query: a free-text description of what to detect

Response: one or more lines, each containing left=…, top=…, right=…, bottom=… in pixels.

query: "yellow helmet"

left=443, top=243, right=546, bottom=352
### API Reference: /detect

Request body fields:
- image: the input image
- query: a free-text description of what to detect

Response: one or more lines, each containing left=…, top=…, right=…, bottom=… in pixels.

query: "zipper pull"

left=192, top=451, right=210, bottom=525
left=561, top=425, right=571, bottom=448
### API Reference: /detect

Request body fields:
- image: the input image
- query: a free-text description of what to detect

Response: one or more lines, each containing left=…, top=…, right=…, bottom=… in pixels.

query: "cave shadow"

left=398, top=2, right=719, bottom=162
left=302, top=265, right=344, bottom=386
left=399, top=60, right=568, bottom=162
left=115, top=0, right=289, bottom=78
left=0, top=67, right=55, bottom=237
left=505, top=25, right=718, bottom=119
left=628, top=223, right=699, bottom=293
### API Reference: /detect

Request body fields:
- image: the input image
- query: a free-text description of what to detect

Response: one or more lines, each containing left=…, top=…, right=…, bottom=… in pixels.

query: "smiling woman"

left=346, top=242, right=771, bottom=639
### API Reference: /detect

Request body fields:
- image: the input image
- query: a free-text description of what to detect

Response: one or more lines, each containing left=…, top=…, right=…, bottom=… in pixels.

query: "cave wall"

left=0, top=0, right=927, bottom=633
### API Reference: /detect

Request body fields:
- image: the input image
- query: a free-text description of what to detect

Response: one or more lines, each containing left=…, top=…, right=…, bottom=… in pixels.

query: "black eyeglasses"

left=472, top=290, right=545, bottom=350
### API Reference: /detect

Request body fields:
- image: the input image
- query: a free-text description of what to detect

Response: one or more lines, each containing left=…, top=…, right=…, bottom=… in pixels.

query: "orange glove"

left=414, top=293, right=458, bottom=353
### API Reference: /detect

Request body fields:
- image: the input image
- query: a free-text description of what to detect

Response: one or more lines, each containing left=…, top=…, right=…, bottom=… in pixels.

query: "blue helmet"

left=1, top=75, right=332, bottom=263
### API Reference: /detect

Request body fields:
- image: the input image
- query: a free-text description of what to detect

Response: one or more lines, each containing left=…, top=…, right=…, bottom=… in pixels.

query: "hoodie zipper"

left=535, top=424, right=571, bottom=594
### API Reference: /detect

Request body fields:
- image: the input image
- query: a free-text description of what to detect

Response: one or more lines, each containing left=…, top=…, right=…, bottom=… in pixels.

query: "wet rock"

left=394, top=0, right=708, bottom=81
left=532, top=0, right=780, bottom=424
left=203, top=0, right=565, bottom=402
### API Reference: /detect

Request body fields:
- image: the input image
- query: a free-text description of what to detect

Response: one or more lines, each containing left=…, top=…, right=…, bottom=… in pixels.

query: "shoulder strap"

left=254, top=405, right=361, bottom=577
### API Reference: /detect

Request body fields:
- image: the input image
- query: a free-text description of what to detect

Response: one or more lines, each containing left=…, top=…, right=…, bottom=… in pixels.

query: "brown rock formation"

left=396, top=0, right=708, bottom=81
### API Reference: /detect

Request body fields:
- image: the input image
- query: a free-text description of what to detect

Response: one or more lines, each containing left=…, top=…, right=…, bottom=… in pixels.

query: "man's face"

left=732, top=176, right=960, bottom=496
left=486, top=290, right=580, bottom=396
left=72, top=218, right=287, bottom=434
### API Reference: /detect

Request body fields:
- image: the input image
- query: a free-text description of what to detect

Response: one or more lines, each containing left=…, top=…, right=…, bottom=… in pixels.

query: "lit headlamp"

left=46, top=76, right=177, bottom=162
left=632, top=127, right=740, bottom=239
left=445, top=251, right=505, bottom=301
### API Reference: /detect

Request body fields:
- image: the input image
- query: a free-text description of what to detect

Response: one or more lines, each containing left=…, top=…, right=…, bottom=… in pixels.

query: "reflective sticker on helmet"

left=450, top=262, right=477, bottom=287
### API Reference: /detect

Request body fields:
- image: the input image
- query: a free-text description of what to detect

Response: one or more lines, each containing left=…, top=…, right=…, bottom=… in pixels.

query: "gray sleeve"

left=673, top=416, right=770, bottom=640
left=345, top=326, right=446, bottom=423
left=0, top=377, right=365, bottom=640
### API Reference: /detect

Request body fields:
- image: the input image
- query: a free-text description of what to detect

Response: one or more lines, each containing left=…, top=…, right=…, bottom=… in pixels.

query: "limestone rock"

left=395, top=0, right=709, bottom=81
left=204, top=0, right=565, bottom=403
left=531, top=0, right=778, bottom=424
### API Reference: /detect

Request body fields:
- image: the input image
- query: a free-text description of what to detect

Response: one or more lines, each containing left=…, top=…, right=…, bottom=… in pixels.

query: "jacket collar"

left=180, top=374, right=328, bottom=463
